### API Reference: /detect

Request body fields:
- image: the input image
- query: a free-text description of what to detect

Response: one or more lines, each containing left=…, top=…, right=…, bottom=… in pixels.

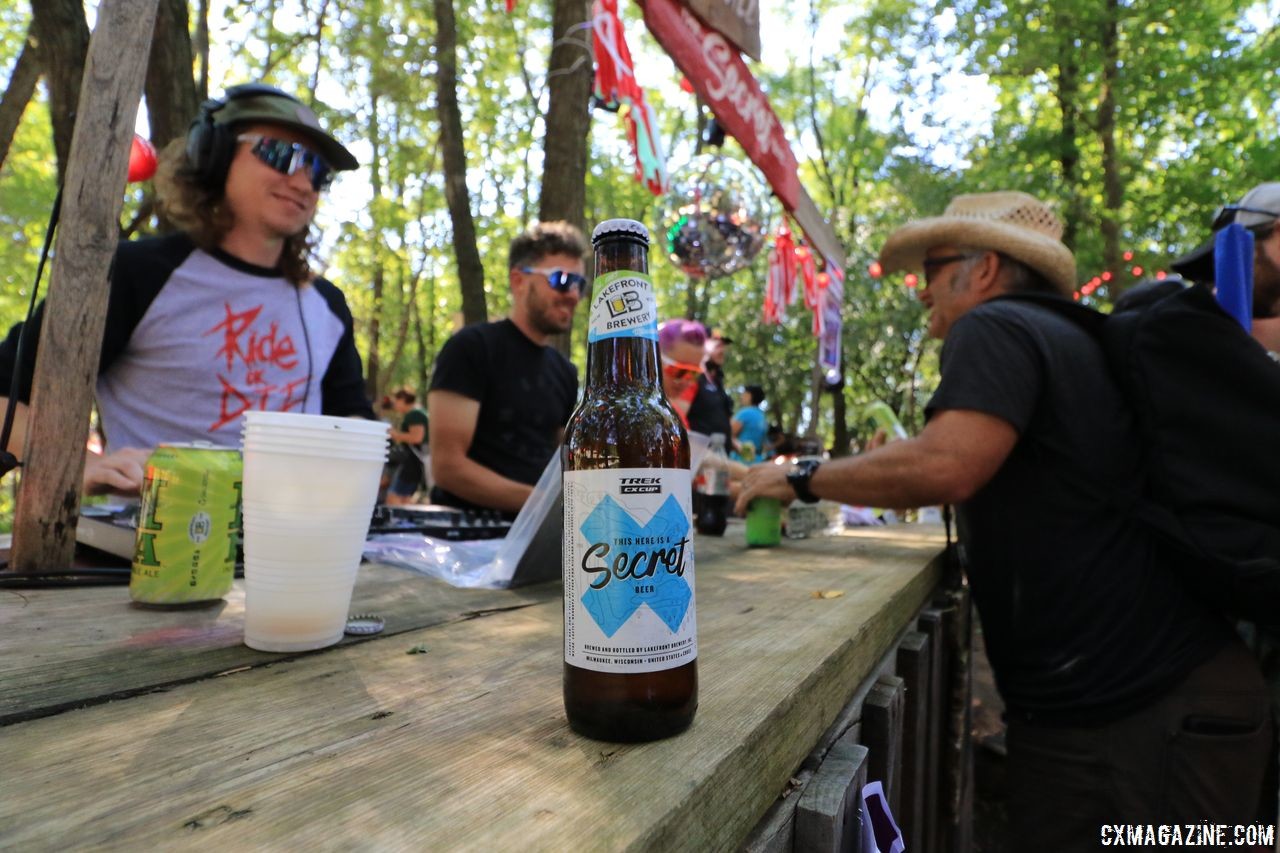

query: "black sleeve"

left=0, top=234, right=190, bottom=403
left=429, top=326, right=489, bottom=401
left=312, top=276, right=375, bottom=420
left=924, top=304, right=1043, bottom=433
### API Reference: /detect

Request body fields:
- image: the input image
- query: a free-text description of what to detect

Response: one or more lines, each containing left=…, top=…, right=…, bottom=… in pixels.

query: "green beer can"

left=130, top=443, right=243, bottom=605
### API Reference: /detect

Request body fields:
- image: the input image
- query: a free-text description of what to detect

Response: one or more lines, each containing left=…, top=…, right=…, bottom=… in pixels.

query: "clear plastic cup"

left=239, top=500, right=373, bottom=523
left=242, top=410, right=391, bottom=436
left=243, top=567, right=358, bottom=590
left=241, top=449, right=385, bottom=510
left=242, top=526, right=369, bottom=565
left=240, top=436, right=388, bottom=461
left=243, top=584, right=353, bottom=651
left=239, top=414, right=388, bottom=652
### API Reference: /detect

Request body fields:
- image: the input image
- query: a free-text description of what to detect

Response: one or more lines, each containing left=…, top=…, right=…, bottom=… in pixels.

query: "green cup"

left=745, top=498, right=782, bottom=547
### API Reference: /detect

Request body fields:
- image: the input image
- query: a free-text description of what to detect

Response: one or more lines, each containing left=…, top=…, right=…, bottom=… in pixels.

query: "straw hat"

left=878, top=191, right=1077, bottom=296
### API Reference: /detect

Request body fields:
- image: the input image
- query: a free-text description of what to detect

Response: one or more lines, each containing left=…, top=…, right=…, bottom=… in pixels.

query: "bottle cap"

left=344, top=614, right=386, bottom=636
left=592, top=218, right=650, bottom=247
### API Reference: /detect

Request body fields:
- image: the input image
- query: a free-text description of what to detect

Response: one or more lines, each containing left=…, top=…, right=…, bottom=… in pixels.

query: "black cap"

left=1171, top=182, right=1280, bottom=283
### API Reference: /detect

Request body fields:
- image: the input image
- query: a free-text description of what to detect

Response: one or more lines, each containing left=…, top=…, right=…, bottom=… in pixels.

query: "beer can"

left=130, top=443, right=243, bottom=605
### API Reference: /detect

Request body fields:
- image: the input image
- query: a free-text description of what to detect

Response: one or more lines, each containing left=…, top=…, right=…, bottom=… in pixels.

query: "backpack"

left=997, top=281, right=1280, bottom=624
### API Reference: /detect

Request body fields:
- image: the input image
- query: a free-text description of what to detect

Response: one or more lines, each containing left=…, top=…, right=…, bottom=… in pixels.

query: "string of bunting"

left=764, top=218, right=843, bottom=337
left=590, top=0, right=669, bottom=195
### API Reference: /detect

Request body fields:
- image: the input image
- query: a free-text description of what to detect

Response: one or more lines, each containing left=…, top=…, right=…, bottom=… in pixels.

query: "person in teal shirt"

left=732, top=385, right=767, bottom=462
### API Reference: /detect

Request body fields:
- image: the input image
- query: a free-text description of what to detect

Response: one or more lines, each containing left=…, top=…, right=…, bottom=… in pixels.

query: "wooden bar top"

left=0, top=524, right=944, bottom=851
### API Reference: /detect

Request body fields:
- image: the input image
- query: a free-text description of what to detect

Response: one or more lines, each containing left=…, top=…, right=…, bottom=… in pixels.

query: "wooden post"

left=8, top=0, right=160, bottom=572
left=896, top=630, right=931, bottom=851
left=796, top=733, right=870, bottom=853
left=863, top=675, right=906, bottom=815
left=918, top=609, right=946, bottom=853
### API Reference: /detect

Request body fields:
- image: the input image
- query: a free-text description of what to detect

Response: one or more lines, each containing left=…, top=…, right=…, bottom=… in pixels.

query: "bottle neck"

left=585, top=337, right=660, bottom=390
left=585, top=236, right=656, bottom=391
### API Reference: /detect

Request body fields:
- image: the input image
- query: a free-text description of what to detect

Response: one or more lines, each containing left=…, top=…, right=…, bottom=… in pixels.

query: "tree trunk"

left=413, top=292, right=431, bottom=396
left=29, top=0, right=91, bottom=181
left=1098, top=0, right=1123, bottom=295
left=144, top=0, right=198, bottom=149
left=1053, top=13, right=1082, bottom=253
left=194, top=0, right=210, bottom=100
left=365, top=91, right=384, bottom=399
left=830, top=356, right=849, bottom=458
left=0, top=26, right=40, bottom=172
left=11, top=0, right=160, bottom=572
left=538, top=0, right=593, bottom=355
left=434, top=0, right=487, bottom=326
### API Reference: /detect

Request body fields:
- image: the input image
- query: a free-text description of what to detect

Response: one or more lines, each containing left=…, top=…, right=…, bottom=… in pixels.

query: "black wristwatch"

left=787, top=459, right=822, bottom=504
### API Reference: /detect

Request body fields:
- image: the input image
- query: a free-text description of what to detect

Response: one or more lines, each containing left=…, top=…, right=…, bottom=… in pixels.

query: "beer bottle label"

left=587, top=270, right=658, bottom=343
left=564, top=467, right=697, bottom=673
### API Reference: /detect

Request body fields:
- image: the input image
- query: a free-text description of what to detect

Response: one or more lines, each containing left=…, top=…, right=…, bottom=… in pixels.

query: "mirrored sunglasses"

left=1211, top=204, right=1280, bottom=232
left=519, top=267, right=588, bottom=297
left=660, top=355, right=702, bottom=382
left=237, top=133, right=334, bottom=191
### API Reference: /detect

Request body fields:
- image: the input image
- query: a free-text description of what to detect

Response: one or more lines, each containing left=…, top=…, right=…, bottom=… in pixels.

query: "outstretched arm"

left=734, top=408, right=1018, bottom=514
left=0, top=395, right=150, bottom=495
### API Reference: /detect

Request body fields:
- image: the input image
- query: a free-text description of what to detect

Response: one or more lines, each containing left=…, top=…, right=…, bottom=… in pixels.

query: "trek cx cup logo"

left=620, top=477, right=661, bottom=495
left=588, top=271, right=658, bottom=342
left=577, top=494, right=691, bottom=636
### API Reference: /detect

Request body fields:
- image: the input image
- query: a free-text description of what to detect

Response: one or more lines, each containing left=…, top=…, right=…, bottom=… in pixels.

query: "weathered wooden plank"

left=796, top=734, right=869, bottom=853
left=0, top=563, right=549, bottom=725
left=895, top=630, right=931, bottom=852
left=740, top=770, right=811, bottom=853
left=800, top=619, right=910, bottom=776
left=10, top=0, right=160, bottom=572
left=0, top=527, right=945, bottom=851
left=0, top=531, right=769, bottom=722
left=863, top=675, right=905, bottom=815
left=683, top=0, right=762, bottom=60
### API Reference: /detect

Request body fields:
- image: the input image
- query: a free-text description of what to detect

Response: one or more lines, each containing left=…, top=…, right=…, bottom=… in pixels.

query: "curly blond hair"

left=152, top=138, right=315, bottom=286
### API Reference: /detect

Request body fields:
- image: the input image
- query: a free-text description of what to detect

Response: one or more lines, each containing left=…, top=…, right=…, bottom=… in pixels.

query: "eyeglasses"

left=660, top=355, right=702, bottom=383
left=237, top=133, right=334, bottom=191
left=518, top=267, right=588, bottom=297
left=1211, top=205, right=1280, bottom=232
left=920, top=253, right=979, bottom=284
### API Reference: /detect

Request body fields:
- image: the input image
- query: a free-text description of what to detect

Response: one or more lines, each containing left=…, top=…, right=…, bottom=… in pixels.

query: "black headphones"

left=185, top=83, right=303, bottom=191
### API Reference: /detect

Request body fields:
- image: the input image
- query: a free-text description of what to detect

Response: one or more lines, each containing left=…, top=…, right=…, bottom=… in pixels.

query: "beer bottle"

left=562, top=218, right=697, bottom=741
left=694, top=433, right=730, bottom=536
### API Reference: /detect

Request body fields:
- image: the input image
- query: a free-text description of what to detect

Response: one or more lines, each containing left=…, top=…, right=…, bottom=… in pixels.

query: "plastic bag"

left=365, top=432, right=702, bottom=589
left=363, top=452, right=562, bottom=589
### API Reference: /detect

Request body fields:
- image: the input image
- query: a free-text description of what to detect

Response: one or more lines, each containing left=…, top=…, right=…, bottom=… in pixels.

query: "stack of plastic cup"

left=240, top=411, right=390, bottom=652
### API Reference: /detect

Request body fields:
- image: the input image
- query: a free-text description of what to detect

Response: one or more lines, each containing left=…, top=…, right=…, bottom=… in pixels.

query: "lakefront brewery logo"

left=620, top=476, right=661, bottom=495
left=606, top=289, right=644, bottom=318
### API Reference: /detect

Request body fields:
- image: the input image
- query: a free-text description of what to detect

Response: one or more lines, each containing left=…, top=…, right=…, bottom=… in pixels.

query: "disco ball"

left=658, top=153, right=772, bottom=280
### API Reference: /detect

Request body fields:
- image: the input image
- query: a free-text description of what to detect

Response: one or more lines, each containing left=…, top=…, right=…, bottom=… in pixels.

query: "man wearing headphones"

left=0, top=83, right=373, bottom=494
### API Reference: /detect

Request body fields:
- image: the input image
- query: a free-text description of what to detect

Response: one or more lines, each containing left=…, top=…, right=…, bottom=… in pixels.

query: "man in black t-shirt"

left=737, top=192, right=1271, bottom=847
left=427, top=222, right=586, bottom=518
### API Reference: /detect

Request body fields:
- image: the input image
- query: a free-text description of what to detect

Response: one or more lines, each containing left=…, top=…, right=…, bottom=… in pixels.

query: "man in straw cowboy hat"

left=737, top=191, right=1271, bottom=847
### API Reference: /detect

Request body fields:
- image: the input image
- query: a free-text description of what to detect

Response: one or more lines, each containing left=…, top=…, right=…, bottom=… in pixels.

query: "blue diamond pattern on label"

left=587, top=270, right=659, bottom=343
left=564, top=467, right=696, bottom=673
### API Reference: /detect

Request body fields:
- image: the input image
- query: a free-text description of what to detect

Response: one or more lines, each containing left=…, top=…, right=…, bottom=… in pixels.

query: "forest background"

left=0, top=0, right=1277, bottom=473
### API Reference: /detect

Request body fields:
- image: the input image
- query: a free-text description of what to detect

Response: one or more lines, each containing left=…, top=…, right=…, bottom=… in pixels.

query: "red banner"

left=641, top=0, right=800, bottom=211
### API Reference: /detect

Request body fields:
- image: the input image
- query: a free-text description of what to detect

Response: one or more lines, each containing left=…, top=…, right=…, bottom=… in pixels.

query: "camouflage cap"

left=214, top=85, right=357, bottom=171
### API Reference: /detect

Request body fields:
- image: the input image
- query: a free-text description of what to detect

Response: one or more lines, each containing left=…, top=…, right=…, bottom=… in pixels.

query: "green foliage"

left=0, top=0, right=1275, bottom=460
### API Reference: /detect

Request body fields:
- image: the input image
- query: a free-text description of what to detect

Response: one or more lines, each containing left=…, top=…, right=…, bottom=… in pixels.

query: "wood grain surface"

left=0, top=524, right=943, bottom=851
